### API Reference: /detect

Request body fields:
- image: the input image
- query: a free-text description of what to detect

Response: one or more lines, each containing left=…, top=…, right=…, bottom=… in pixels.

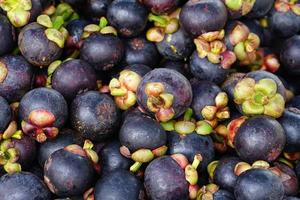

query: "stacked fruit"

left=0, top=0, right=300, bottom=200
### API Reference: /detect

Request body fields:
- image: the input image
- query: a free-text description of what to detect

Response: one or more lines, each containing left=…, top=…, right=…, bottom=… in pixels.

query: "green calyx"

left=130, top=145, right=167, bottom=173
left=225, top=0, right=256, bottom=15
left=225, top=0, right=243, bottom=11
left=83, top=140, right=99, bottom=164
left=37, top=15, right=68, bottom=48
left=82, top=17, right=117, bottom=38
left=197, top=184, right=219, bottom=200
left=148, top=13, right=179, bottom=34
left=234, top=78, right=285, bottom=118
left=46, top=60, right=62, bottom=88
left=0, top=138, right=22, bottom=174
left=207, top=161, right=219, bottom=180
left=185, top=154, right=202, bottom=185
left=0, top=0, right=32, bottom=27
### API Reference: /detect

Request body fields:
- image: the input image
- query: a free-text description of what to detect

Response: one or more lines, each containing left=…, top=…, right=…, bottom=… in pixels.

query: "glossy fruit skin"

left=140, top=0, right=180, bottom=14
left=0, top=96, right=11, bottom=133
left=107, top=0, right=148, bottom=38
left=273, top=162, right=299, bottom=196
left=191, top=79, right=222, bottom=120
left=84, top=0, right=112, bottom=21
left=214, top=157, right=241, bottom=192
left=119, top=111, right=166, bottom=152
left=280, top=36, right=300, bottom=76
left=80, top=33, right=124, bottom=71
left=44, top=147, right=95, bottom=197
left=38, top=129, right=83, bottom=167
left=246, top=0, right=274, bottom=18
left=278, top=107, right=300, bottom=153
left=160, top=60, right=188, bottom=77
left=52, top=59, right=97, bottom=101
left=234, top=168, right=284, bottom=200
left=29, top=0, right=43, bottom=24
left=156, top=28, right=194, bottom=61
left=283, top=197, right=300, bottom=200
left=0, top=55, right=33, bottom=102
left=100, top=141, right=132, bottom=173
left=94, top=169, right=143, bottom=200
left=189, top=51, right=228, bottom=84
left=221, top=73, right=245, bottom=103
left=18, top=23, right=62, bottom=67
left=0, top=172, right=51, bottom=200
left=269, top=8, right=300, bottom=38
left=0, top=14, right=15, bottom=56
left=214, top=189, right=235, bottom=200
left=234, top=116, right=286, bottom=163
left=19, top=87, right=68, bottom=129
left=65, top=19, right=89, bottom=55
left=144, top=156, right=189, bottom=200
left=13, top=136, right=37, bottom=169
left=179, top=0, right=228, bottom=38
left=137, top=68, right=193, bottom=119
left=168, top=132, right=215, bottom=172
left=124, top=37, right=160, bottom=68
left=70, top=91, right=120, bottom=142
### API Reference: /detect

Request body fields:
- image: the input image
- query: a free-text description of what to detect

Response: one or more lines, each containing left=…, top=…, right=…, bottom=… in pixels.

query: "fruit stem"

left=148, top=13, right=168, bottom=27
left=183, top=108, right=193, bottom=121
left=130, top=162, right=142, bottom=173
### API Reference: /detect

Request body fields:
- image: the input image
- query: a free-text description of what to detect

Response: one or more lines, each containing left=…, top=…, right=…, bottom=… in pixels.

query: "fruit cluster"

left=0, top=0, right=300, bottom=200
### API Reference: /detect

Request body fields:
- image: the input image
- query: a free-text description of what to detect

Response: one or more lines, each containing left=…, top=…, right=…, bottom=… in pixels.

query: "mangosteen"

left=18, top=22, right=63, bottom=67
left=19, top=87, right=68, bottom=143
left=137, top=68, right=192, bottom=122
left=100, top=141, right=132, bottom=173
left=140, top=0, right=180, bottom=14
left=234, top=116, right=286, bottom=163
left=280, top=35, right=300, bottom=76
left=268, top=1, right=300, bottom=38
left=234, top=168, right=284, bottom=200
left=144, top=155, right=202, bottom=200
left=50, top=59, right=97, bottom=101
left=94, top=169, right=143, bottom=200
left=279, top=106, right=300, bottom=153
left=0, top=96, right=12, bottom=134
left=0, top=172, right=52, bottom=200
left=179, top=0, right=228, bottom=38
left=191, top=79, right=230, bottom=121
left=80, top=32, right=124, bottom=71
left=124, top=36, right=160, bottom=68
left=83, top=0, right=112, bottom=21
left=246, top=0, right=274, bottom=18
left=213, top=157, right=241, bottom=192
left=70, top=91, right=120, bottom=142
left=0, top=14, right=15, bottom=56
left=0, top=55, right=33, bottom=102
left=38, top=129, right=83, bottom=167
left=119, top=110, right=167, bottom=171
left=233, top=70, right=286, bottom=118
left=222, top=0, right=256, bottom=19
left=44, top=143, right=96, bottom=197
left=156, top=28, right=194, bottom=61
left=107, top=0, right=148, bottom=38
left=108, top=64, right=151, bottom=110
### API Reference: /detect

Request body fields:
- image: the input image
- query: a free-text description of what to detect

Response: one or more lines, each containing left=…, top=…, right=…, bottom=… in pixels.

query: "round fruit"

left=94, top=169, right=143, bottom=200
left=234, top=116, right=285, bottom=163
left=0, top=55, right=33, bottom=102
left=19, top=87, right=68, bottom=142
left=179, top=0, right=228, bottom=38
left=234, top=168, right=284, bottom=200
left=0, top=172, right=51, bottom=200
left=70, top=91, right=120, bottom=141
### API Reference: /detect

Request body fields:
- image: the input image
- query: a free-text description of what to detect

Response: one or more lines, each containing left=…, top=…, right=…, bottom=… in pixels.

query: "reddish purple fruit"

left=51, top=59, right=97, bottom=101
left=19, top=87, right=68, bottom=143
left=137, top=68, right=192, bottom=122
left=179, top=0, right=228, bottom=38
left=0, top=55, right=33, bottom=102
